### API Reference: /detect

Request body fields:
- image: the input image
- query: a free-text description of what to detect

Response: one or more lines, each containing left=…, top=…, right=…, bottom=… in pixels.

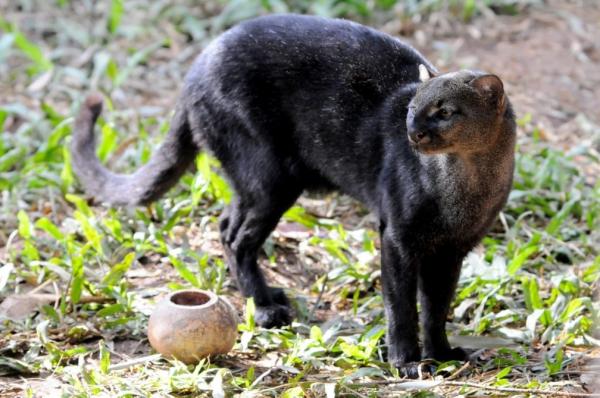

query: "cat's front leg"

left=419, top=251, right=468, bottom=362
left=380, top=223, right=421, bottom=377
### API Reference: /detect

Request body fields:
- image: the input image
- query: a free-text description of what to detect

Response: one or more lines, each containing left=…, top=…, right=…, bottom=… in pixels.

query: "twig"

left=249, top=365, right=277, bottom=389
left=445, top=361, right=470, bottom=380
left=442, top=381, right=600, bottom=397
left=257, top=382, right=297, bottom=394
left=78, top=295, right=115, bottom=304
left=345, top=379, right=600, bottom=397
left=255, top=375, right=600, bottom=398
left=341, top=384, right=369, bottom=398
left=108, top=354, right=163, bottom=371
left=28, top=279, right=53, bottom=294
left=558, top=370, right=600, bottom=375
left=308, top=274, right=329, bottom=321
left=109, top=137, right=138, bottom=164
left=579, top=365, right=600, bottom=371
left=15, top=293, right=115, bottom=305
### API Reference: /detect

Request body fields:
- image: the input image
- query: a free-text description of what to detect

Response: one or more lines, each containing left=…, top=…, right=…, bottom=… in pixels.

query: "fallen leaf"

left=0, top=293, right=57, bottom=320
left=275, top=222, right=312, bottom=240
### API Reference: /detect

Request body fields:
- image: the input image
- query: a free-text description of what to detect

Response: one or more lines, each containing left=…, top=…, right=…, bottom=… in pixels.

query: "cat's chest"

left=425, top=156, right=509, bottom=232
left=440, top=192, right=494, bottom=235
left=434, top=175, right=508, bottom=243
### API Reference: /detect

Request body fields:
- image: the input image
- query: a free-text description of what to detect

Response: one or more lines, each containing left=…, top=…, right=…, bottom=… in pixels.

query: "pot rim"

left=166, top=289, right=218, bottom=309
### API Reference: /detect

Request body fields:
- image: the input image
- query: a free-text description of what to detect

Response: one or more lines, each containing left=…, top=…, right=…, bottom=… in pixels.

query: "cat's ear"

left=419, top=64, right=433, bottom=82
left=470, top=74, right=506, bottom=114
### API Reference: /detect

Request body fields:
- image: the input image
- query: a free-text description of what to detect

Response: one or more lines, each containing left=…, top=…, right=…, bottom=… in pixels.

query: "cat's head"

left=406, top=67, right=509, bottom=155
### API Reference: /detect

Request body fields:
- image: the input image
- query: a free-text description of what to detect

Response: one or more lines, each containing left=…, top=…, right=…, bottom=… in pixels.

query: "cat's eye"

left=438, top=108, right=453, bottom=118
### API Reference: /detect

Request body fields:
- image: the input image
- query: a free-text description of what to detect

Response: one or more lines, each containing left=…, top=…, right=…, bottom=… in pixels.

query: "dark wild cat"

left=71, top=14, right=516, bottom=376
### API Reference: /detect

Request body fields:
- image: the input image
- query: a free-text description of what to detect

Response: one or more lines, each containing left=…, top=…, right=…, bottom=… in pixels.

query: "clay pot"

left=148, top=289, right=239, bottom=364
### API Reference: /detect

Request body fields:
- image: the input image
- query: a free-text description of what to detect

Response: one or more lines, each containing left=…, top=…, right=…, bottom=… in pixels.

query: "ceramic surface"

left=148, top=289, right=239, bottom=364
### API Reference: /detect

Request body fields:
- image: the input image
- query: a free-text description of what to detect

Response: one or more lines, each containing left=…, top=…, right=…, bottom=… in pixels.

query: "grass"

left=1, top=1, right=599, bottom=397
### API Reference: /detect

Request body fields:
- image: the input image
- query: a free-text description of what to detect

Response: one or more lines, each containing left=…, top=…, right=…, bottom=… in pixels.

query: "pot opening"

left=170, top=291, right=211, bottom=306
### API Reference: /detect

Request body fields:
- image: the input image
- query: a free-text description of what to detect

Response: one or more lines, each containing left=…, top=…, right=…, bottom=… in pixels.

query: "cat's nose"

left=408, top=129, right=430, bottom=144
left=407, top=113, right=431, bottom=144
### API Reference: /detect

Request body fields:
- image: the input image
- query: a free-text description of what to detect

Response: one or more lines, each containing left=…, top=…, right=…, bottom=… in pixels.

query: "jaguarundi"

left=71, top=14, right=516, bottom=376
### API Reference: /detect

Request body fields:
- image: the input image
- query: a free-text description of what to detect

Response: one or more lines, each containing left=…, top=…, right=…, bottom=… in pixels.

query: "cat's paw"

left=387, top=346, right=423, bottom=378
left=424, top=346, right=470, bottom=362
left=255, top=303, right=292, bottom=328
left=268, top=287, right=290, bottom=306
left=391, top=361, right=434, bottom=379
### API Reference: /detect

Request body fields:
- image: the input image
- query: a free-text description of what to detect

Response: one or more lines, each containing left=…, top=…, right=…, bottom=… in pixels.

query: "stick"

left=28, top=279, right=53, bottom=295
left=78, top=295, right=115, bottom=304
left=442, top=381, right=600, bottom=397
left=108, top=354, right=163, bottom=371
left=341, top=384, right=369, bottom=398
left=308, top=274, right=329, bottom=321
left=14, top=293, right=115, bottom=305
left=346, top=379, right=600, bottom=397
left=445, top=361, right=470, bottom=380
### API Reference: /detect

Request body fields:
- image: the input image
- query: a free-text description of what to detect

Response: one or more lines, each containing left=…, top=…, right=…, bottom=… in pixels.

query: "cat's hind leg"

left=220, top=182, right=302, bottom=328
left=199, top=95, right=306, bottom=327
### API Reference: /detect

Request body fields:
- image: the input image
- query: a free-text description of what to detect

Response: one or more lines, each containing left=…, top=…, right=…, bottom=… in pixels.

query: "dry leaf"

left=0, top=294, right=57, bottom=320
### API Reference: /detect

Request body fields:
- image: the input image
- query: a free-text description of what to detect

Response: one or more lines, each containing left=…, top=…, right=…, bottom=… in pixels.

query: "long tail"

left=70, top=93, right=199, bottom=206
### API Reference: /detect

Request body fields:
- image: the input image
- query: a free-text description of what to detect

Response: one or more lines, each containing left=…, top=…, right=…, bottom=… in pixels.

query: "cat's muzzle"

left=408, top=131, right=430, bottom=144
left=407, top=112, right=431, bottom=146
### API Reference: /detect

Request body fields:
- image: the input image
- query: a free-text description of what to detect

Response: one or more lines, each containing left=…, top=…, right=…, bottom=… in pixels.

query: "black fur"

left=71, top=14, right=516, bottom=375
